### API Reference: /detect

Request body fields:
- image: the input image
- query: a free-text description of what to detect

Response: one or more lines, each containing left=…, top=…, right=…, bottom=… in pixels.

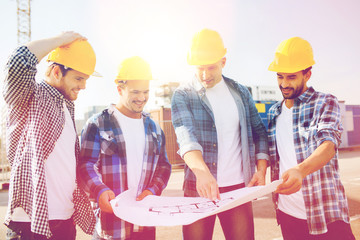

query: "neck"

left=115, top=103, right=141, bottom=119
left=284, top=99, right=294, bottom=108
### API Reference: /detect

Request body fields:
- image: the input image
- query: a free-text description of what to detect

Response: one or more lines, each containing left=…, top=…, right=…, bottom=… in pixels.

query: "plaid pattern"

left=78, top=106, right=171, bottom=239
left=171, top=76, right=269, bottom=196
left=267, top=87, right=350, bottom=234
left=2, top=46, right=96, bottom=238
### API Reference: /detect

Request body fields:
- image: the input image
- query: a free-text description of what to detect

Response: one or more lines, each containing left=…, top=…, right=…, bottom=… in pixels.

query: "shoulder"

left=174, top=82, right=196, bottom=95
left=308, top=88, right=339, bottom=108
left=269, top=101, right=282, bottom=111
left=145, top=115, right=162, bottom=134
left=223, top=76, right=251, bottom=96
left=85, top=107, right=112, bottom=127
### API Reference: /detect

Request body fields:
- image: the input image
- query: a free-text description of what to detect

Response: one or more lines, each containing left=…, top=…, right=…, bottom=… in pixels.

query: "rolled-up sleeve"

left=3, top=46, right=38, bottom=109
left=247, top=90, right=269, bottom=160
left=315, top=95, right=343, bottom=148
left=171, top=89, right=203, bottom=158
left=78, top=119, right=110, bottom=202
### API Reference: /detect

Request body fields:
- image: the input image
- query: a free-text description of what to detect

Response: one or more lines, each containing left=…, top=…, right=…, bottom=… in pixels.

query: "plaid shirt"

left=171, top=76, right=269, bottom=196
left=79, top=106, right=171, bottom=240
left=2, top=46, right=96, bottom=238
left=267, top=87, right=350, bottom=234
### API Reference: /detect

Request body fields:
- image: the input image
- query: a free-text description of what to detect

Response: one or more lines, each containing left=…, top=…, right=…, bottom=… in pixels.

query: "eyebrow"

left=277, top=73, right=296, bottom=78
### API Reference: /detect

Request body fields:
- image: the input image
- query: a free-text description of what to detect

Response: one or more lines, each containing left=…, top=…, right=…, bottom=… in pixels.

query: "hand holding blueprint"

left=110, top=180, right=282, bottom=226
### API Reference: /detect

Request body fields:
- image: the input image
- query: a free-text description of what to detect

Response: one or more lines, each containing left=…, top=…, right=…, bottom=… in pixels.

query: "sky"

left=0, top=0, right=360, bottom=119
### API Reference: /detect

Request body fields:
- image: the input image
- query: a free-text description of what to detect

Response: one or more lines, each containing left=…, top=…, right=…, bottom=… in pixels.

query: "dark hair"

left=302, top=66, right=312, bottom=75
left=46, top=63, right=72, bottom=77
left=116, top=80, right=127, bottom=89
left=54, top=63, right=72, bottom=77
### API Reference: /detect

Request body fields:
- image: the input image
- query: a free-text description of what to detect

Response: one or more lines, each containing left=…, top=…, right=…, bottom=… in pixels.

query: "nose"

left=280, top=78, right=290, bottom=88
left=137, top=92, right=147, bottom=101
left=201, top=70, right=209, bottom=80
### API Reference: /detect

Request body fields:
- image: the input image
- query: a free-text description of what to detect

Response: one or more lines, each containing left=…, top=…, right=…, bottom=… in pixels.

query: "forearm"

left=26, top=36, right=66, bottom=61
left=184, top=150, right=220, bottom=200
left=256, top=159, right=268, bottom=174
left=147, top=152, right=172, bottom=195
left=78, top=160, right=110, bottom=202
left=296, top=140, right=336, bottom=178
left=25, top=31, right=86, bottom=62
left=183, top=150, right=210, bottom=176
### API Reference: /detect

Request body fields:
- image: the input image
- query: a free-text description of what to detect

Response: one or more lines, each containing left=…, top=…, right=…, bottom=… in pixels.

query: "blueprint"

left=110, top=180, right=282, bottom=226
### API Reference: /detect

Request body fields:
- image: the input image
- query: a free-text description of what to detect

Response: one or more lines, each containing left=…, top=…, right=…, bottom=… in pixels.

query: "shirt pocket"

left=299, top=120, right=318, bottom=146
left=99, top=131, right=117, bottom=156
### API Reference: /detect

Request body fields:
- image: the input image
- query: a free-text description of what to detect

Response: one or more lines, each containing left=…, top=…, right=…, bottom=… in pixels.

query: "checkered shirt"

left=171, top=76, right=269, bottom=197
left=78, top=106, right=171, bottom=240
left=267, top=87, right=350, bottom=234
left=2, top=46, right=96, bottom=238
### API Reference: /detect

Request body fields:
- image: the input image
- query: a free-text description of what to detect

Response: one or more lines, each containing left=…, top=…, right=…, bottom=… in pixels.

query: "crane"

left=17, top=0, right=31, bottom=45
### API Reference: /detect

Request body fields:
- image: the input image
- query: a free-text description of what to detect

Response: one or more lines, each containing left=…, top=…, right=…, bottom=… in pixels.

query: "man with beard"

left=3, top=32, right=97, bottom=239
left=267, top=37, right=355, bottom=240
left=79, top=56, right=171, bottom=240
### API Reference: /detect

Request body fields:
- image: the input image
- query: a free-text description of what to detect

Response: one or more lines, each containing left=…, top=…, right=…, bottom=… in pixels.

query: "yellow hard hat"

left=115, top=56, right=153, bottom=84
left=47, top=40, right=98, bottom=76
left=268, top=37, right=315, bottom=73
left=187, top=28, right=227, bottom=65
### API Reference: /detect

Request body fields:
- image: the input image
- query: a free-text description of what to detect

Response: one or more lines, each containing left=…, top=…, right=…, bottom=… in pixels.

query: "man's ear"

left=51, top=65, right=63, bottom=81
left=117, top=85, right=123, bottom=95
left=304, top=70, right=312, bottom=83
left=221, top=57, right=226, bottom=68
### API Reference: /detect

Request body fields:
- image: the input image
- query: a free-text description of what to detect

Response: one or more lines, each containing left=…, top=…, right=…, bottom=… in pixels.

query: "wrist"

left=256, top=159, right=268, bottom=173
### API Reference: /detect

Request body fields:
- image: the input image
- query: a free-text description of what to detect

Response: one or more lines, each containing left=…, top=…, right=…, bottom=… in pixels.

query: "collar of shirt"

left=40, top=80, right=75, bottom=112
left=191, top=75, right=225, bottom=95
left=108, top=104, right=151, bottom=119
left=274, top=86, right=316, bottom=115
left=297, top=86, right=315, bottom=104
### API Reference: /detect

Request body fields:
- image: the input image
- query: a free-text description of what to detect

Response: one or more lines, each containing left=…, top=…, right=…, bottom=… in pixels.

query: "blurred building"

left=153, top=82, right=180, bottom=108
left=249, top=85, right=283, bottom=102
left=75, top=105, right=107, bottom=135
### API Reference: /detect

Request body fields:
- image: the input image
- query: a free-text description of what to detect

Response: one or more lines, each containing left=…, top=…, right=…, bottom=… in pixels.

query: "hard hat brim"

left=92, top=71, right=102, bottom=77
left=268, top=60, right=315, bottom=73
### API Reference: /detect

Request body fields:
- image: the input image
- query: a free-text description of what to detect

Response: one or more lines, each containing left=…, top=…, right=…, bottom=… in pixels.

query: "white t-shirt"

left=276, top=102, right=307, bottom=219
left=13, top=103, right=77, bottom=221
left=113, top=107, right=145, bottom=191
left=206, top=79, right=244, bottom=187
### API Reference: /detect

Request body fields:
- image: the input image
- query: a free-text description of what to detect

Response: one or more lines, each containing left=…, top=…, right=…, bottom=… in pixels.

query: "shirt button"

left=212, top=163, right=216, bottom=166
left=213, top=144, right=216, bottom=147
left=212, top=124, right=215, bottom=128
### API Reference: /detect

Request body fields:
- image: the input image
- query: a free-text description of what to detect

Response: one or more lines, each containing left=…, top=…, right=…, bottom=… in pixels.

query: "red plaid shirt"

left=3, top=46, right=96, bottom=238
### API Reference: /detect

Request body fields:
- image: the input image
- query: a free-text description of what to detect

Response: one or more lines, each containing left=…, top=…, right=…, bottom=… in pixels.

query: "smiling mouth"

left=281, top=88, right=292, bottom=94
left=134, top=102, right=145, bottom=107
left=203, top=79, right=213, bottom=84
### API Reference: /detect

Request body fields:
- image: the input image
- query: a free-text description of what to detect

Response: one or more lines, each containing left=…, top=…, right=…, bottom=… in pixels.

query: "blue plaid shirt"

left=268, top=87, right=350, bottom=234
left=171, top=76, right=269, bottom=197
left=78, top=106, right=171, bottom=239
